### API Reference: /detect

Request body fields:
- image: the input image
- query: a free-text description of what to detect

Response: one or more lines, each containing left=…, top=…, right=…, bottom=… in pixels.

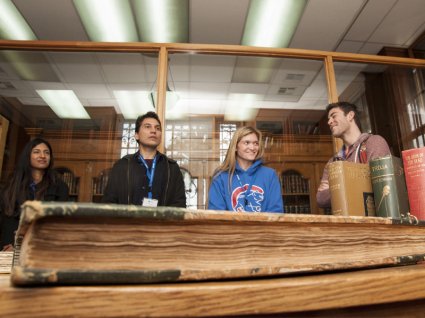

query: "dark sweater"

left=102, top=152, right=186, bottom=208
left=0, top=179, right=69, bottom=248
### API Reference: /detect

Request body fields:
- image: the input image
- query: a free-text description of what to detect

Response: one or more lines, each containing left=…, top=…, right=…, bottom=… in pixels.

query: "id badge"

left=142, top=198, right=158, bottom=207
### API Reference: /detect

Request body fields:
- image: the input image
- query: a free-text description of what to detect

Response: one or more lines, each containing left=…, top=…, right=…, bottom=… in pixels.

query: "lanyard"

left=138, top=154, right=157, bottom=199
left=236, top=173, right=253, bottom=208
left=340, top=143, right=362, bottom=163
left=29, top=181, right=36, bottom=200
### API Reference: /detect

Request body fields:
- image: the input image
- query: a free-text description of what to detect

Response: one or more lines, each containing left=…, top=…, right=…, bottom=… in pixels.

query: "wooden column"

left=156, top=46, right=168, bottom=153
left=324, top=56, right=343, bottom=154
left=0, top=115, right=9, bottom=177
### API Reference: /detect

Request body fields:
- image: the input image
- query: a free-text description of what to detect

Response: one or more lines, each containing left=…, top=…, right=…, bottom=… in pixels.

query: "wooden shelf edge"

left=2, top=264, right=425, bottom=317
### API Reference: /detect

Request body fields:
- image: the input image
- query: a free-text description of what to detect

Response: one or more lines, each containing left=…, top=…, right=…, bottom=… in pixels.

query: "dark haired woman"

left=0, top=138, right=69, bottom=251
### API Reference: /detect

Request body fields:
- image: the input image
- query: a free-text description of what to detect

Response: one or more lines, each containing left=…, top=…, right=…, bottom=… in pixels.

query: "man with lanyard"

left=316, top=101, right=391, bottom=209
left=102, top=111, right=186, bottom=208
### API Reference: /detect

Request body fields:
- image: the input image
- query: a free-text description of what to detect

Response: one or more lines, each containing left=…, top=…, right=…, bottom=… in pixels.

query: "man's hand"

left=1, top=244, right=13, bottom=252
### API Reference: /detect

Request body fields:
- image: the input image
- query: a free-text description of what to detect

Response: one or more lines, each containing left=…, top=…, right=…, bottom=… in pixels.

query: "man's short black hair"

left=135, top=111, right=162, bottom=133
left=326, top=101, right=362, bottom=131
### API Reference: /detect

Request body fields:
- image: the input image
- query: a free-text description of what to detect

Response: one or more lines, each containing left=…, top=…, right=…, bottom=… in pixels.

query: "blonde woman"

left=208, top=126, right=283, bottom=213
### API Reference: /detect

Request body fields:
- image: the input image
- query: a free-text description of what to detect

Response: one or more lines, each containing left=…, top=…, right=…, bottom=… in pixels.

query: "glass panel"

left=333, top=61, right=425, bottom=156
left=166, top=53, right=332, bottom=213
left=0, top=50, right=158, bottom=202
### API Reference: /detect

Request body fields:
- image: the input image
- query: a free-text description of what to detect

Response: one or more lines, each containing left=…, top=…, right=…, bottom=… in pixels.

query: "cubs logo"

left=231, top=184, right=265, bottom=212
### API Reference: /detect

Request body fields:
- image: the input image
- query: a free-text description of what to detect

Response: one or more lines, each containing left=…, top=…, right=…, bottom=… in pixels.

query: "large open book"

left=11, top=201, right=425, bottom=286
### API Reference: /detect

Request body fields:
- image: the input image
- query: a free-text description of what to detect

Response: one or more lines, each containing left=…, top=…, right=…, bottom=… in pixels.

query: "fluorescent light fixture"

left=150, top=90, right=183, bottom=119
left=114, top=90, right=155, bottom=119
left=164, top=92, right=184, bottom=119
left=0, top=0, right=37, bottom=40
left=73, top=0, right=138, bottom=42
left=225, top=94, right=260, bottom=121
left=242, top=0, right=306, bottom=48
left=36, top=90, right=90, bottom=119
left=133, top=0, right=189, bottom=42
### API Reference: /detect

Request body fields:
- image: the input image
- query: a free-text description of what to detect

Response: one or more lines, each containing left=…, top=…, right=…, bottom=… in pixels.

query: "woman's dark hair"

left=1, top=138, right=58, bottom=216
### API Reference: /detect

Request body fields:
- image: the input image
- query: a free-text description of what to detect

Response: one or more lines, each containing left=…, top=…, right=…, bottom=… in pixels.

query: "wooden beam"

left=0, top=40, right=425, bottom=67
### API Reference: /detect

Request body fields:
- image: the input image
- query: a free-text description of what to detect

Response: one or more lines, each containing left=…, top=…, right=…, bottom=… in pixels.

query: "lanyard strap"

left=29, top=181, right=36, bottom=200
left=236, top=173, right=253, bottom=208
left=138, top=154, right=157, bottom=199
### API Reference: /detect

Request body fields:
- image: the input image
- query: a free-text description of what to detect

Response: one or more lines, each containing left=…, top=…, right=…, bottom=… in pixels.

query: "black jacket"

left=102, top=152, right=186, bottom=208
left=0, top=179, right=69, bottom=248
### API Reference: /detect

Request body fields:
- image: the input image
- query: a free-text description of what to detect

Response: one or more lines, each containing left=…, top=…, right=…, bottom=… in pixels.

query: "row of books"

left=284, top=204, right=310, bottom=214
left=282, top=173, right=309, bottom=194
left=57, top=171, right=79, bottom=195
left=92, top=171, right=110, bottom=195
left=328, top=147, right=425, bottom=220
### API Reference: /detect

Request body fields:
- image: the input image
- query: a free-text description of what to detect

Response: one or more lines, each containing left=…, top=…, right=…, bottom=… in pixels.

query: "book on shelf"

left=328, top=161, right=375, bottom=216
left=402, top=147, right=425, bottom=220
left=11, top=201, right=425, bottom=286
left=370, top=155, right=409, bottom=219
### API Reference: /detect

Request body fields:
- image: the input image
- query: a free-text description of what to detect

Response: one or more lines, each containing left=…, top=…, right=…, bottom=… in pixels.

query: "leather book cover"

left=402, top=147, right=425, bottom=220
left=328, top=161, right=375, bottom=216
left=370, top=155, right=409, bottom=219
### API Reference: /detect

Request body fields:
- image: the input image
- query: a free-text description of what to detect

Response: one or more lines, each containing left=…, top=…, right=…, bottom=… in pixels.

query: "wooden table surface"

left=1, top=264, right=425, bottom=317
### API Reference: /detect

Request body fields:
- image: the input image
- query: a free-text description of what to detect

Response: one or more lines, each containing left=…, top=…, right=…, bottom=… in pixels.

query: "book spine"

left=370, top=157, right=403, bottom=219
left=328, top=162, right=348, bottom=216
left=402, top=148, right=425, bottom=220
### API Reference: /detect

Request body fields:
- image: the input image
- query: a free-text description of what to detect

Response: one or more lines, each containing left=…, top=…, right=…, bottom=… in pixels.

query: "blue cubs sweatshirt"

left=208, top=160, right=284, bottom=213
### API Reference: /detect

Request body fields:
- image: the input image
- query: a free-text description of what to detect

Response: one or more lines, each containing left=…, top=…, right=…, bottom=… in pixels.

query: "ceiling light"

left=133, top=0, right=189, bottom=42
left=242, top=0, right=306, bottom=48
left=0, top=0, right=37, bottom=40
left=73, top=0, right=138, bottom=42
left=150, top=91, right=182, bottom=119
left=114, top=90, right=154, bottom=119
left=36, top=90, right=90, bottom=119
left=225, top=94, right=260, bottom=121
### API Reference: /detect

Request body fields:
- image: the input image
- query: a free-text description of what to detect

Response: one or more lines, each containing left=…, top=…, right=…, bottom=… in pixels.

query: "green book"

left=370, top=155, right=409, bottom=219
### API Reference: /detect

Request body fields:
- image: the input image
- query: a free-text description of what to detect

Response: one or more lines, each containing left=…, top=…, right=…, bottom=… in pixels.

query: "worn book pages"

left=0, top=251, right=13, bottom=273
left=11, top=201, right=425, bottom=286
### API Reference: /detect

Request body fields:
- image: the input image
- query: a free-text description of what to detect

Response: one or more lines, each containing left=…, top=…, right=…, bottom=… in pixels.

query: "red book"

left=402, top=147, right=425, bottom=220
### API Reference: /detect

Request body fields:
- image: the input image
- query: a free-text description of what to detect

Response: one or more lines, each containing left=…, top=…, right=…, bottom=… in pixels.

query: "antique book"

left=11, top=201, right=425, bottom=286
left=402, top=147, right=425, bottom=220
left=328, top=161, right=375, bottom=216
left=0, top=251, right=13, bottom=273
left=370, top=155, right=409, bottom=219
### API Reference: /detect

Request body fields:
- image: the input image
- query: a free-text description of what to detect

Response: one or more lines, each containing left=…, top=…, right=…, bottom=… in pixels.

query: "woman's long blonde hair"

left=213, top=126, right=265, bottom=188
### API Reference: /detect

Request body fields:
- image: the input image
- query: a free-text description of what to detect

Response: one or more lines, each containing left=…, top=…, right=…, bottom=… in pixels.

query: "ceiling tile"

left=190, top=0, right=249, bottom=44
left=13, top=0, right=89, bottom=41
left=189, top=55, right=235, bottom=82
left=344, top=0, right=397, bottom=42
left=290, top=0, right=366, bottom=51
left=369, top=0, right=425, bottom=46
left=97, top=53, right=151, bottom=84
left=49, top=52, right=104, bottom=83
left=336, top=40, right=364, bottom=53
